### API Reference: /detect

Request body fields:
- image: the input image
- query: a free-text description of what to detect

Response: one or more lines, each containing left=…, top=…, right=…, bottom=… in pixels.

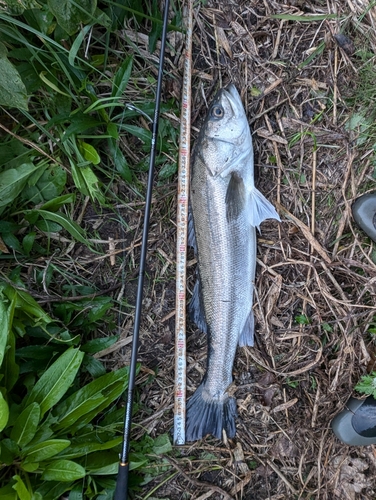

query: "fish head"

left=199, top=84, right=252, bottom=177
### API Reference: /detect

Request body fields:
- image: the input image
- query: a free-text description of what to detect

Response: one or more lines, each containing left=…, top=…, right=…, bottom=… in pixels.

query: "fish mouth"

left=221, top=84, right=243, bottom=117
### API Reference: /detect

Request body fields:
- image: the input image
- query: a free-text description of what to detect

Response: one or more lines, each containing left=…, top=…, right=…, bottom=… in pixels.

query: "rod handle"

left=114, top=462, right=129, bottom=500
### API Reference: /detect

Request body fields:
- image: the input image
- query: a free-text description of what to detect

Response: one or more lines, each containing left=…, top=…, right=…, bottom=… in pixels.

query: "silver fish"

left=186, top=84, right=280, bottom=441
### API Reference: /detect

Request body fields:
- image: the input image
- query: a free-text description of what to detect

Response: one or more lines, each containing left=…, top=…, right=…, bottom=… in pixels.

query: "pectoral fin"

left=225, top=172, right=246, bottom=222
left=248, top=187, right=280, bottom=228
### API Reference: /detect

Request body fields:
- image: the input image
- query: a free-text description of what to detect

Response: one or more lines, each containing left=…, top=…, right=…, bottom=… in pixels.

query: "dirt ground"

left=106, top=0, right=376, bottom=498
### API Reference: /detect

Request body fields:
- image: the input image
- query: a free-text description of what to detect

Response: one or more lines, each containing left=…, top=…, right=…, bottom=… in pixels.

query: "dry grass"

left=120, top=0, right=376, bottom=498
left=66, top=0, right=376, bottom=498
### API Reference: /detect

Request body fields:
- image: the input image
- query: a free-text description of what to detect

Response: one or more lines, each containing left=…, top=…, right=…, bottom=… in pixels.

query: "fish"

left=186, top=84, right=280, bottom=441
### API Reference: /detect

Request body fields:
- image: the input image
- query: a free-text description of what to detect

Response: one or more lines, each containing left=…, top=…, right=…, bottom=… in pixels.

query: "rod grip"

left=114, top=462, right=129, bottom=500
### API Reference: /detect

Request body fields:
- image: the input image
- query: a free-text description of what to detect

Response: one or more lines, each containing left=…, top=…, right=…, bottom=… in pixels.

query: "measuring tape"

left=174, top=0, right=193, bottom=446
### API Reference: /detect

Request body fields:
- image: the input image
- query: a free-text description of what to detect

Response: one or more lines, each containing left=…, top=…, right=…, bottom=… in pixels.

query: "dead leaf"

left=331, top=455, right=372, bottom=500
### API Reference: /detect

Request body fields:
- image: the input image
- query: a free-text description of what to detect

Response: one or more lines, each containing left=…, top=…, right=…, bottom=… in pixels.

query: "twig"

left=165, top=457, right=234, bottom=500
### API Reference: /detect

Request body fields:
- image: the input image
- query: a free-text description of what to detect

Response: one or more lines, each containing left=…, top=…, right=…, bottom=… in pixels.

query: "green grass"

left=0, top=1, right=180, bottom=498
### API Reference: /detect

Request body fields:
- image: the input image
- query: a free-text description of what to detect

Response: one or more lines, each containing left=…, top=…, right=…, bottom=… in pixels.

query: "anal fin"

left=189, top=278, right=208, bottom=334
left=238, top=310, right=255, bottom=347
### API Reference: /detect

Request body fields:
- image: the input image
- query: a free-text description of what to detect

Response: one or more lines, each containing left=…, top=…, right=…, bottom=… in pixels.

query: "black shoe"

left=331, top=396, right=376, bottom=445
left=352, top=191, right=376, bottom=243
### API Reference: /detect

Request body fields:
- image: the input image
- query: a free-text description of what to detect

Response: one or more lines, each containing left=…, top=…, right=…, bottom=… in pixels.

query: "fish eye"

left=211, top=105, right=224, bottom=119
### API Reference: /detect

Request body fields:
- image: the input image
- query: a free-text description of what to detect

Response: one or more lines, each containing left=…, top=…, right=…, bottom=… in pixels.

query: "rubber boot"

left=352, top=191, right=376, bottom=243
left=331, top=396, right=376, bottom=445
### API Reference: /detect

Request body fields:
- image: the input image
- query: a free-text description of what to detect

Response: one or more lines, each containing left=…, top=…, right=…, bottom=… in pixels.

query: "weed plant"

left=0, top=1, right=178, bottom=498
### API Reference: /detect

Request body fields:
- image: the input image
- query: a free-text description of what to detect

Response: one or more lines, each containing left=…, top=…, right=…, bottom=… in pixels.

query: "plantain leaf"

left=12, top=475, right=31, bottom=500
left=0, top=42, right=28, bottom=110
left=70, top=163, right=105, bottom=205
left=24, top=348, right=84, bottom=417
left=0, top=482, right=18, bottom=500
left=78, top=141, right=101, bottom=165
left=57, top=436, right=122, bottom=459
left=0, top=163, right=38, bottom=209
left=23, top=209, right=87, bottom=245
left=40, top=193, right=75, bottom=212
left=0, top=392, right=9, bottom=432
left=52, top=366, right=130, bottom=430
left=22, top=439, right=70, bottom=463
left=10, top=403, right=40, bottom=447
left=41, top=459, right=86, bottom=481
left=0, top=298, right=8, bottom=367
left=47, top=0, right=96, bottom=35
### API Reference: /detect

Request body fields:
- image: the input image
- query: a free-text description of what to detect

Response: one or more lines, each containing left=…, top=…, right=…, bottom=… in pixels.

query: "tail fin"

left=248, top=187, right=280, bottom=228
left=185, top=384, right=237, bottom=441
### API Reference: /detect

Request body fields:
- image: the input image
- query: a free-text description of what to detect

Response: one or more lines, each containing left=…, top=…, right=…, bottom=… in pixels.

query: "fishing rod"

left=114, top=1, right=170, bottom=499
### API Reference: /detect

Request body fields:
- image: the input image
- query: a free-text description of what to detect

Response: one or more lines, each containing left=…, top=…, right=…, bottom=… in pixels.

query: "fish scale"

left=186, top=84, right=280, bottom=441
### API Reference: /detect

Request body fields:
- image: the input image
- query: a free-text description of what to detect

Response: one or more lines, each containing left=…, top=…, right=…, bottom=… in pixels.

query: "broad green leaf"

left=52, top=366, right=130, bottom=430
left=12, top=475, right=31, bottom=500
left=1, top=0, right=39, bottom=15
left=57, top=436, right=122, bottom=459
left=22, top=165, right=67, bottom=204
left=0, top=438, right=20, bottom=465
left=62, top=114, right=102, bottom=140
left=111, top=56, right=133, bottom=100
left=22, top=5, right=56, bottom=35
left=21, top=463, right=39, bottom=472
left=107, top=138, right=132, bottom=182
left=23, top=210, right=88, bottom=245
left=82, top=450, right=119, bottom=474
left=22, top=232, right=36, bottom=255
left=0, top=299, right=8, bottom=367
left=158, top=162, right=177, bottom=180
left=4, top=286, right=52, bottom=325
left=68, top=483, right=85, bottom=500
left=40, top=194, right=75, bottom=212
left=35, top=481, right=73, bottom=499
left=35, top=219, right=62, bottom=233
left=82, top=355, right=106, bottom=378
left=107, top=122, right=118, bottom=139
left=129, top=452, right=148, bottom=471
left=24, top=348, right=84, bottom=417
left=10, top=403, right=40, bottom=447
left=70, top=163, right=105, bottom=204
left=81, top=335, right=118, bottom=354
left=1, top=233, right=23, bottom=253
left=47, top=0, right=96, bottom=35
left=152, top=434, right=172, bottom=455
left=121, top=124, right=151, bottom=145
left=0, top=42, right=28, bottom=110
left=41, top=459, right=85, bottom=481
left=0, top=163, right=38, bottom=208
left=0, top=392, right=9, bottom=431
left=1, top=327, right=19, bottom=391
left=0, top=483, right=17, bottom=500
left=78, top=141, right=101, bottom=165
left=23, top=439, right=70, bottom=463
